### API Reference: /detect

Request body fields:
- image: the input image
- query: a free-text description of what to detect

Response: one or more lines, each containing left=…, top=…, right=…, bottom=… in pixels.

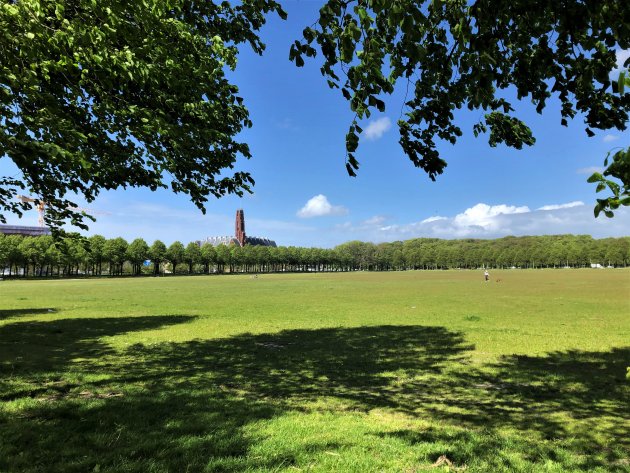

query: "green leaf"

left=303, top=27, right=315, bottom=43
left=346, top=129, right=359, bottom=152
left=345, top=162, right=357, bottom=177
left=587, top=172, right=603, bottom=183
left=368, top=96, right=385, bottom=112
left=349, top=21, right=361, bottom=42
left=340, top=29, right=356, bottom=63
left=357, top=7, right=369, bottom=25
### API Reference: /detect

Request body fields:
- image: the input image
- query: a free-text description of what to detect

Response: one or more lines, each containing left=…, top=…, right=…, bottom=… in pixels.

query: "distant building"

left=202, top=235, right=240, bottom=246
left=197, top=210, right=277, bottom=247
left=0, top=225, right=51, bottom=237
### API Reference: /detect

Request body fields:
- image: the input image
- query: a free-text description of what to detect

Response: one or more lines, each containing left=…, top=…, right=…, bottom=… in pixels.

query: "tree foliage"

left=0, top=0, right=286, bottom=230
left=184, top=241, right=202, bottom=274
left=127, top=237, right=149, bottom=275
left=1, top=0, right=629, bottom=229
left=291, top=0, right=630, bottom=205
left=588, top=147, right=630, bottom=217
left=149, top=239, right=167, bottom=275
left=166, top=241, right=186, bottom=273
left=103, top=236, right=127, bottom=275
left=1, top=233, right=628, bottom=278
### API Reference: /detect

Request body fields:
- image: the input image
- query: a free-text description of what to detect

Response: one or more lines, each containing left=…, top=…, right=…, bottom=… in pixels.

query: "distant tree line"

left=0, top=233, right=628, bottom=278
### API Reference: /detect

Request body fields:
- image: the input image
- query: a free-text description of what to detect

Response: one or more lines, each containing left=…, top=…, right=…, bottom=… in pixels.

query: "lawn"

left=0, top=270, right=628, bottom=472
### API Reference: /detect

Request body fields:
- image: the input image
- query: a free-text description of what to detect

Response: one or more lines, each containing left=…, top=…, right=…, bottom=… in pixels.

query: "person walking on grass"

left=484, top=269, right=489, bottom=282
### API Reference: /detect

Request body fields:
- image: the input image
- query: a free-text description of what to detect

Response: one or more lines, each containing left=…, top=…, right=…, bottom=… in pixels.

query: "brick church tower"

left=197, top=209, right=276, bottom=248
left=235, top=209, right=246, bottom=247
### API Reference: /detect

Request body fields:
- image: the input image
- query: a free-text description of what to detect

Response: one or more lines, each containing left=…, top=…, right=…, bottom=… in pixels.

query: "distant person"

left=484, top=270, right=489, bottom=282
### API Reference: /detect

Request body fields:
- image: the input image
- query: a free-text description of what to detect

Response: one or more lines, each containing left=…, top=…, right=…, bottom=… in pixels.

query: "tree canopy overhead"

left=0, top=0, right=629, bottom=230
left=0, top=0, right=286, bottom=230
left=291, top=0, right=630, bottom=180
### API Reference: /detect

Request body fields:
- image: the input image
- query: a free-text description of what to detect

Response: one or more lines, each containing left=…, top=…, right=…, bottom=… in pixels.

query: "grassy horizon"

left=1, top=270, right=629, bottom=472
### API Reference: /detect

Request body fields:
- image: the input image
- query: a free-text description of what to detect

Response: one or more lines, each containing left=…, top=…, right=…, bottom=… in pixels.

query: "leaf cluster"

left=291, top=0, right=630, bottom=180
left=0, top=0, right=286, bottom=230
left=588, top=147, right=630, bottom=217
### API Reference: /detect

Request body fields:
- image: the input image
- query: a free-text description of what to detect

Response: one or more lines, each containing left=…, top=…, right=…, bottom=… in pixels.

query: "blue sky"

left=2, top=2, right=630, bottom=247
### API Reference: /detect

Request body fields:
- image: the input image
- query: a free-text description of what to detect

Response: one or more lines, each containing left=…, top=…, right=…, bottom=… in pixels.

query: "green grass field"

left=1, top=270, right=629, bottom=472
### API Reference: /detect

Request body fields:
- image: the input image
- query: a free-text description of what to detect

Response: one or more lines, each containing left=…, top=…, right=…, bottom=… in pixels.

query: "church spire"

left=235, top=209, right=246, bottom=247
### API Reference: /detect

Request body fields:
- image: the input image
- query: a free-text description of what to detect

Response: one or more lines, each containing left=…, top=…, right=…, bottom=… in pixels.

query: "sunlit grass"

left=0, top=270, right=628, bottom=472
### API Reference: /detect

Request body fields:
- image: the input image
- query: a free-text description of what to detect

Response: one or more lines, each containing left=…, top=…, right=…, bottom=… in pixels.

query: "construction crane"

left=16, top=195, right=107, bottom=227
left=17, top=195, right=46, bottom=227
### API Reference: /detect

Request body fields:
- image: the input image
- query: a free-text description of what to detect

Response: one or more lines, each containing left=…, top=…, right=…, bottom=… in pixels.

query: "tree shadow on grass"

left=0, top=322, right=470, bottom=472
left=0, top=315, right=197, bottom=401
left=123, top=330, right=629, bottom=470
left=392, top=347, right=630, bottom=471
left=0, top=319, right=627, bottom=472
left=429, top=347, right=629, bottom=433
left=0, top=308, right=58, bottom=320
left=467, top=348, right=628, bottom=427
left=117, top=325, right=473, bottom=413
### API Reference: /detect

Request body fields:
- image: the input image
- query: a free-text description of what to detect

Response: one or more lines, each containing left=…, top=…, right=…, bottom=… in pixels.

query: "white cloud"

left=363, top=117, right=392, bottom=141
left=363, top=215, right=387, bottom=226
left=297, top=194, right=348, bottom=218
left=421, top=216, right=447, bottom=224
left=409, top=203, right=628, bottom=239
left=603, top=134, right=619, bottom=143
left=329, top=200, right=630, bottom=244
left=611, top=49, right=630, bottom=79
left=452, top=203, right=530, bottom=231
left=616, top=49, right=630, bottom=70
left=537, top=201, right=584, bottom=211
left=577, top=166, right=604, bottom=175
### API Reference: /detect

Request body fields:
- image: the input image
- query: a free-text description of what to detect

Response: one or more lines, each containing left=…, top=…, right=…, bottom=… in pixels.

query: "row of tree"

left=0, top=233, right=628, bottom=278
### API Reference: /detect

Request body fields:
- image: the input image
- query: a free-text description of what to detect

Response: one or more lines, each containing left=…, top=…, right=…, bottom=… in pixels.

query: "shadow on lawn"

left=382, top=347, right=630, bottom=470
left=441, top=348, right=630, bottom=435
left=0, top=317, right=628, bottom=472
left=0, top=315, right=197, bottom=374
left=0, top=308, right=58, bottom=320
